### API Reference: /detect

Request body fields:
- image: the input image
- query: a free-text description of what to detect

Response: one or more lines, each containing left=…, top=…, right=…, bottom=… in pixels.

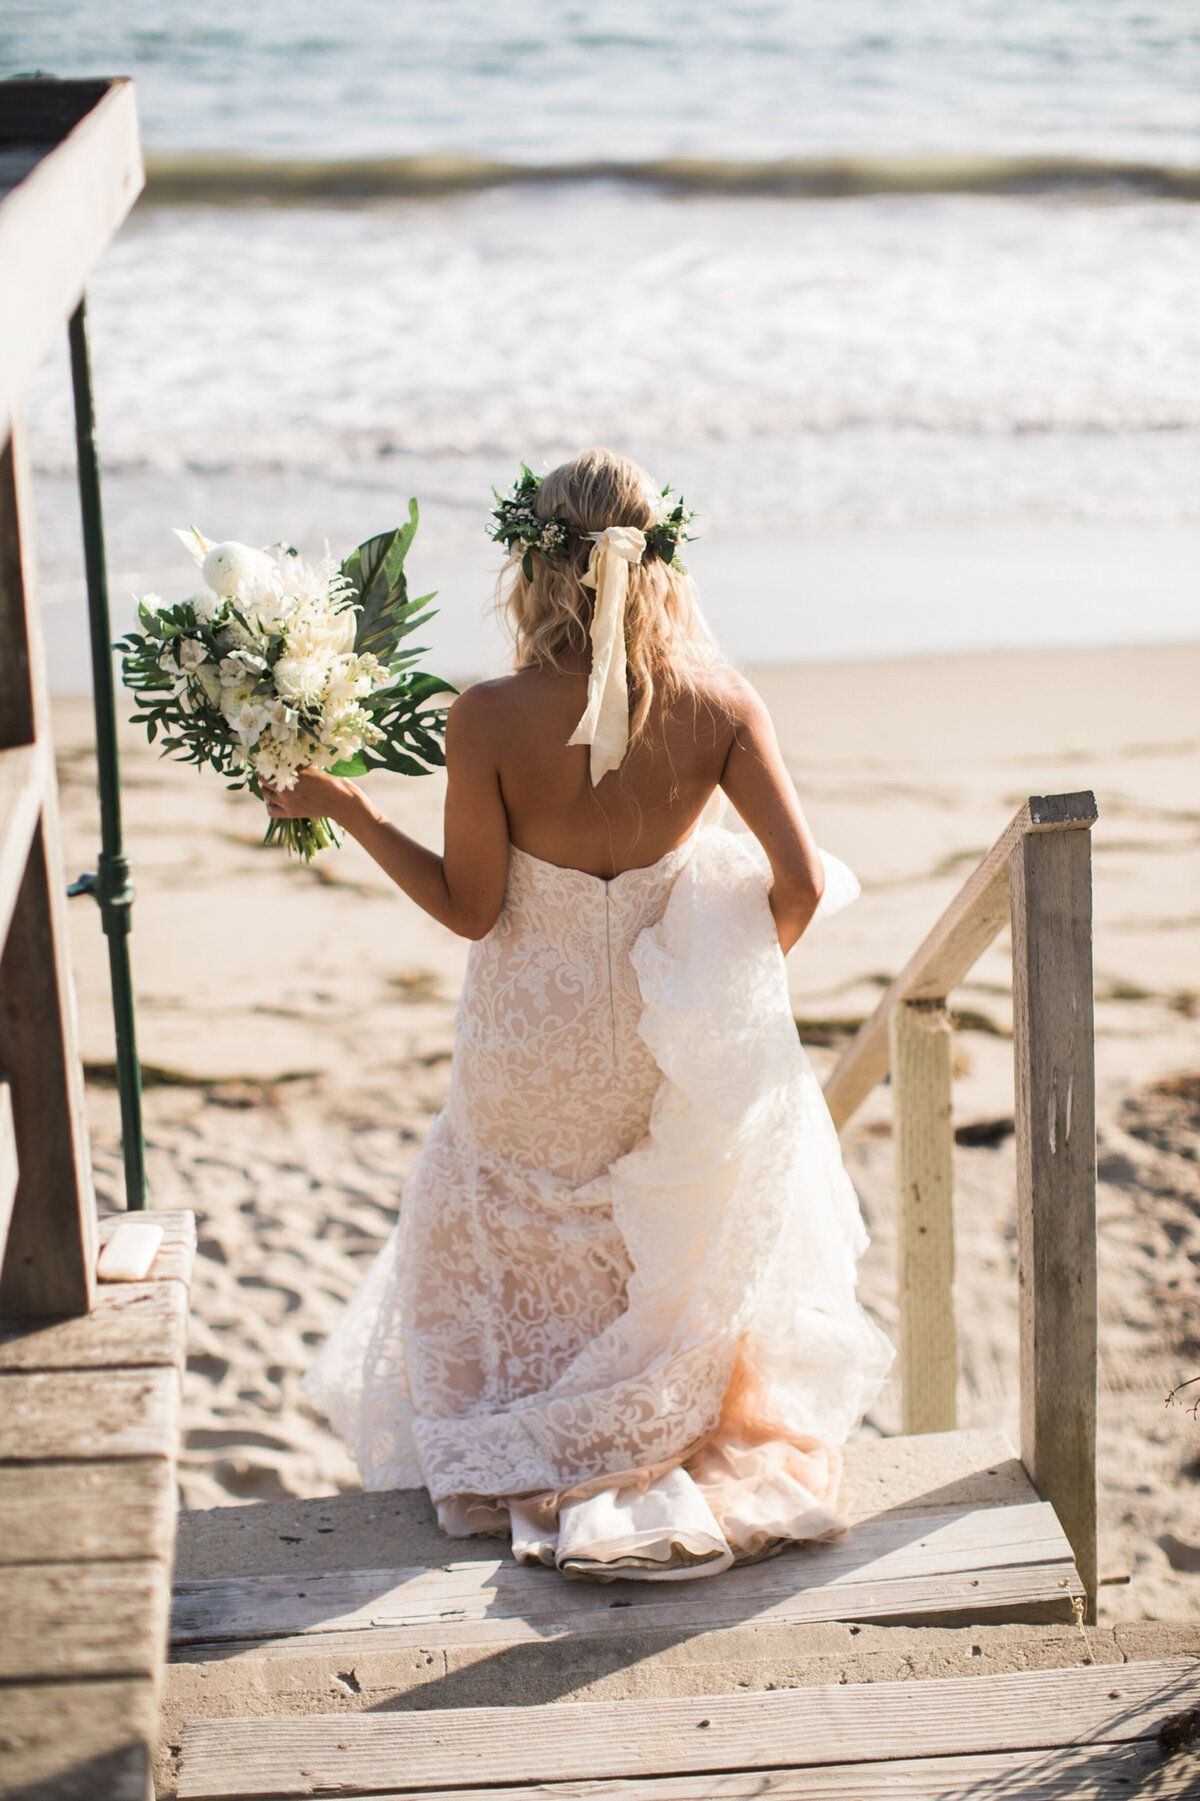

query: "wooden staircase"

left=164, top=1428, right=1200, bottom=1799
left=163, top=788, right=1179, bottom=1798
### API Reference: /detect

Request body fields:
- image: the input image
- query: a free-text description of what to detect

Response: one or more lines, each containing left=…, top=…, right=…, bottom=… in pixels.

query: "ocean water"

left=5, top=2, right=1198, bottom=675
left=7, top=1, right=1199, bottom=163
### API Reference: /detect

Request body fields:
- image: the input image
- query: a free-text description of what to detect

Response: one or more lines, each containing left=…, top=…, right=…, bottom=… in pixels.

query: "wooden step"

left=0, top=1208, right=195, bottom=1801
left=175, top=1658, right=1200, bottom=1799
left=171, top=1430, right=1082, bottom=1667
left=172, top=1497, right=1080, bottom=1655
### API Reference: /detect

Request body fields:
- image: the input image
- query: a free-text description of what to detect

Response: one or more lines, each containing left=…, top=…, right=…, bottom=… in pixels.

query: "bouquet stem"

left=263, top=816, right=343, bottom=861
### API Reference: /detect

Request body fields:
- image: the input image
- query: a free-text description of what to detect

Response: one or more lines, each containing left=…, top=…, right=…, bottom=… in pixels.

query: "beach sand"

left=53, top=640, right=1200, bottom=1623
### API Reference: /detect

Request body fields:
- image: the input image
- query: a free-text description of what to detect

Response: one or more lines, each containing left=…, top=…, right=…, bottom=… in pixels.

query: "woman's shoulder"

left=665, top=661, right=764, bottom=732
left=447, top=667, right=585, bottom=749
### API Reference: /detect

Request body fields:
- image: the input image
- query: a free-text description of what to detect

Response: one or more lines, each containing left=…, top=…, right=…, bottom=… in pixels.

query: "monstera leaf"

left=339, top=500, right=437, bottom=665
left=332, top=501, right=456, bottom=777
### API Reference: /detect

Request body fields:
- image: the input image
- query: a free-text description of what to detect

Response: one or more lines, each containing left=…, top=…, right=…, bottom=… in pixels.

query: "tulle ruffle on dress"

left=303, top=825, right=892, bottom=1579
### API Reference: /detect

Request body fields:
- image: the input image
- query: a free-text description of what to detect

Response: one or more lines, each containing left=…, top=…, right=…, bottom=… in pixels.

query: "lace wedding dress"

left=304, top=823, right=893, bottom=1579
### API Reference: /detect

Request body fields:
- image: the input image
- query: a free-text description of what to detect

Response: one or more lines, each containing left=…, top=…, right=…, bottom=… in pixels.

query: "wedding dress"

left=304, top=822, right=893, bottom=1579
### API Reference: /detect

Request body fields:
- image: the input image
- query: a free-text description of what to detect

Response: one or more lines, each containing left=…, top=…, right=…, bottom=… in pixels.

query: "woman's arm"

left=263, top=686, right=512, bottom=940
left=718, top=676, right=825, bottom=954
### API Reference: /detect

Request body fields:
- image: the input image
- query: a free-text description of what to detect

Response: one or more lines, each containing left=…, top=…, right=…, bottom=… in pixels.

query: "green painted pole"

left=67, top=294, right=147, bottom=1210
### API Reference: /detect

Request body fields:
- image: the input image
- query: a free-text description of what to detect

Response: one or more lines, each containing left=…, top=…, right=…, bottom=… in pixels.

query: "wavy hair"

left=497, top=448, right=715, bottom=746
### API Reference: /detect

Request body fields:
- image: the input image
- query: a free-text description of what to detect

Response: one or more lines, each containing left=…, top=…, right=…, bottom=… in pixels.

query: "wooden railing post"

left=1010, top=815, right=1098, bottom=1620
left=0, top=417, right=96, bottom=1317
left=889, top=999, right=957, bottom=1434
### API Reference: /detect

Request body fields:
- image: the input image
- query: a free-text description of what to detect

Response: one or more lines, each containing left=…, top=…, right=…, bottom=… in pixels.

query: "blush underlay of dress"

left=303, top=823, right=894, bottom=1580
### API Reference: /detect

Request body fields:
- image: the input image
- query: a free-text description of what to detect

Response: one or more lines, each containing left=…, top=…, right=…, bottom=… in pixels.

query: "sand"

left=52, top=640, right=1200, bottom=1623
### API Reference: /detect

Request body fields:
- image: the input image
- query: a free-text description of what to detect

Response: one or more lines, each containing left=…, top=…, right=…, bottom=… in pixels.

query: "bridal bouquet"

left=119, top=503, right=453, bottom=860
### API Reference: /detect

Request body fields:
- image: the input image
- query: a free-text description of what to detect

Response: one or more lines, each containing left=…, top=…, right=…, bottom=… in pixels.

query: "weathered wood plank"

left=0, top=79, right=144, bottom=441
left=823, top=792, right=1097, bottom=1131
left=0, top=1457, right=175, bottom=1565
left=841, top=1428, right=1035, bottom=1518
left=0, top=1276, right=187, bottom=1370
left=3, top=1557, right=168, bottom=1680
left=175, top=1658, right=1200, bottom=1798
left=889, top=1000, right=957, bottom=1434
left=0, top=418, right=96, bottom=1317
left=0, top=1365, right=179, bottom=1460
left=1011, top=825, right=1099, bottom=1621
left=171, top=1500, right=1080, bottom=1648
left=0, top=1677, right=156, bottom=1801
left=0, top=740, right=43, bottom=951
left=209, top=1741, right=1194, bottom=1801
left=98, top=1207, right=198, bottom=1285
left=173, top=1565, right=1083, bottom=1666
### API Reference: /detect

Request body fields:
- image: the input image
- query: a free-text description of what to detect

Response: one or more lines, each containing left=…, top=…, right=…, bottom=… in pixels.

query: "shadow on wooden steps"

left=173, top=1657, right=1200, bottom=1800
left=159, top=1426, right=1153, bottom=1797
left=170, top=1430, right=1081, bottom=1668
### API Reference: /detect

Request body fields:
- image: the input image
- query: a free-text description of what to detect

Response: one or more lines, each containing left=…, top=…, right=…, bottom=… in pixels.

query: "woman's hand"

left=261, top=768, right=358, bottom=825
left=258, top=688, right=510, bottom=941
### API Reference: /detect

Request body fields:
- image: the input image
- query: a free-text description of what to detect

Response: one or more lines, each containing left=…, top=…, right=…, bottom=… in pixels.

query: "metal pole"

left=67, top=294, right=147, bottom=1209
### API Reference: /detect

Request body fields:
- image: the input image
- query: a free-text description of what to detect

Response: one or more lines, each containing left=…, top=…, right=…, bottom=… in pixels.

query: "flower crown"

left=489, top=464, right=696, bottom=582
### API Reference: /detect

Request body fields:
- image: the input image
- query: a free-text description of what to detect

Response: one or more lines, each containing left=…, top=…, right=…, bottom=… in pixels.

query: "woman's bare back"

left=475, top=657, right=741, bottom=879
left=265, top=652, right=824, bottom=949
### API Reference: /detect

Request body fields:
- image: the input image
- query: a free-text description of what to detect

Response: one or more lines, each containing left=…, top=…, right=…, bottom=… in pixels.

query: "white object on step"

left=96, top=1221, right=164, bottom=1282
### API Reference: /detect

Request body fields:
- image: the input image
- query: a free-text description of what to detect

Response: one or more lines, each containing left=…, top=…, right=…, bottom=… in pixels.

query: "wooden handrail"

left=823, top=791, right=1098, bottom=1132
left=821, top=790, right=1100, bottom=1618
left=0, top=78, right=144, bottom=442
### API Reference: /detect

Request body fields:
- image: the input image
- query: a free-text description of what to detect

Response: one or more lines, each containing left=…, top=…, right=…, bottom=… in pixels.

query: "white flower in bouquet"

left=187, top=588, right=222, bottom=625
left=216, top=616, right=264, bottom=655
left=263, top=700, right=299, bottom=743
left=227, top=699, right=271, bottom=746
left=124, top=505, right=454, bottom=860
left=327, top=652, right=387, bottom=707
left=219, top=649, right=267, bottom=682
left=273, top=653, right=331, bottom=709
left=202, top=540, right=279, bottom=600
left=177, top=638, right=208, bottom=672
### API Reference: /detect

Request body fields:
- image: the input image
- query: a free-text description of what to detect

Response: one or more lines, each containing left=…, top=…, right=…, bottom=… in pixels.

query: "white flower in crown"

left=645, top=489, right=672, bottom=524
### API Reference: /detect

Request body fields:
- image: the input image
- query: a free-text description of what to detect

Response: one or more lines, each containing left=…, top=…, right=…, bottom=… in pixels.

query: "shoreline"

left=33, top=482, right=1200, bottom=694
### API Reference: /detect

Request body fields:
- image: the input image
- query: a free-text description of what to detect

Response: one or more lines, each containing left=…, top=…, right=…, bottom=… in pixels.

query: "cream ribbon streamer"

left=568, top=525, right=646, bottom=784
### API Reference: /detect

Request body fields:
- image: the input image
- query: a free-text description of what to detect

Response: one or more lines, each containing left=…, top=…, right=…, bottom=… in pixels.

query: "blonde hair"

left=497, top=448, right=714, bottom=745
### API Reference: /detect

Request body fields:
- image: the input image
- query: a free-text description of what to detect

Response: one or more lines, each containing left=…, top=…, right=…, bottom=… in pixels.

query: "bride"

left=266, top=448, right=892, bottom=1580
